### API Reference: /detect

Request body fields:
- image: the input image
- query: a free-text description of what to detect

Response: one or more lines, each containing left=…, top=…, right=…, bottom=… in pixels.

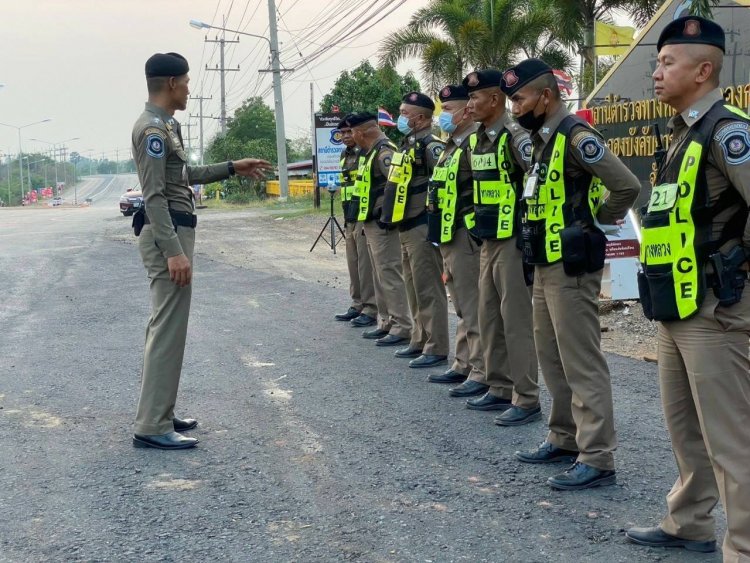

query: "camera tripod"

left=310, top=188, right=345, bottom=253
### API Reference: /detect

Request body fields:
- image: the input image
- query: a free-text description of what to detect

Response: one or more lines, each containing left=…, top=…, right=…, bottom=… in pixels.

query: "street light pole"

left=189, top=18, right=292, bottom=200
left=0, top=118, right=51, bottom=206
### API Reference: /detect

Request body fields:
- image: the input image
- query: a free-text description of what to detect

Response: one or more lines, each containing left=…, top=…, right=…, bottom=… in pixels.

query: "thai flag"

left=553, top=69, right=574, bottom=96
left=378, top=107, right=396, bottom=127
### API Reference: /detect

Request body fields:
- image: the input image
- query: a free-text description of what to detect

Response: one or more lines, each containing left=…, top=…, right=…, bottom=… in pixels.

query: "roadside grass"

left=199, top=195, right=332, bottom=219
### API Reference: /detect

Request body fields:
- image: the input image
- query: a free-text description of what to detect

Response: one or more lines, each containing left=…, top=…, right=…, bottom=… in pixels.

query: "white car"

left=51, top=197, right=64, bottom=206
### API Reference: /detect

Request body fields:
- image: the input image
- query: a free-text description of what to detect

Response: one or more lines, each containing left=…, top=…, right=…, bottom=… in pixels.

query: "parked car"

left=51, top=196, right=63, bottom=206
left=120, top=187, right=143, bottom=216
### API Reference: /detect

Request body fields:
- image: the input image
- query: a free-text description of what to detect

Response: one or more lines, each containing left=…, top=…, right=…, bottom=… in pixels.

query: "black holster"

left=132, top=207, right=146, bottom=236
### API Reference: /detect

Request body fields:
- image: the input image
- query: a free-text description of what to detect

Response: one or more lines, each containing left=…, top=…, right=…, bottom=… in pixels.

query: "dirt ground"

left=159, top=206, right=659, bottom=363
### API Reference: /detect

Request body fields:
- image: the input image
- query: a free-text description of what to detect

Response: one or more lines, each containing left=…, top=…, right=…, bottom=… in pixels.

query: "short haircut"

left=147, top=76, right=169, bottom=95
left=685, top=44, right=723, bottom=85
left=528, top=73, right=560, bottom=100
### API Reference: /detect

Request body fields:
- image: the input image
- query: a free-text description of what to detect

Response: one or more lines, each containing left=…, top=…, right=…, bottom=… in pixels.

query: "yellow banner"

left=595, top=20, right=635, bottom=56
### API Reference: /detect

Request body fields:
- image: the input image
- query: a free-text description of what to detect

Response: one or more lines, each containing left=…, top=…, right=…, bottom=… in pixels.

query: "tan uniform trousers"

left=399, top=223, right=449, bottom=356
left=344, top=221, right=377, bottom=317
left=135, top=225, right=195, bottom=436
left=362, top=220, right=412, bottom=339
left=476, top=239, right=538, bottom=407
left=533, top=263, right=616, bottom=471
left=440, top=227, right=483, bottom=378
left=657, top=292, right=750, bottom=563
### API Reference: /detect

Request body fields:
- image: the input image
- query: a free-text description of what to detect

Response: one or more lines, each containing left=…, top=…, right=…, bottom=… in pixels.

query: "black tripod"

left=310, top=187, right=345, bottom=253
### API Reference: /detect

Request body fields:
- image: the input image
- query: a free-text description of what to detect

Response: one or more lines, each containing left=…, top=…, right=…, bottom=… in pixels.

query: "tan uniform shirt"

left=531, top=105, right=640, bottom=224
left=664, top=88, right=750, bottom=247
left=131, top=103, right=230, bottom=257
left=470, top=112, right=532, bottom=174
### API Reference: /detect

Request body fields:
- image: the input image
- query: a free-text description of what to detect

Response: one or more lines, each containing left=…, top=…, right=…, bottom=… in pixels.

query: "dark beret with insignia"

left=657, top=16, right=725, bottom=53
left=337, top=113, right=357, bottom=129
left=348, top=112, right=377, bottom=128
left=462, top=69, right=502, bottom=93
left=402, top=91, right=435, bottom=111
left=500, top=59, right=553, bottom=97
left=145, top=52, right=190, bottom=78
left=438, top=84, right=469, bottom=102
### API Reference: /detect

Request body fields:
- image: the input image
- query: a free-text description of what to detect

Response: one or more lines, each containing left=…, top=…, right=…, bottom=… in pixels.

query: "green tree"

left=687, top=0, right=719, bottom=18
left=287, top=136, right=312, bottom=163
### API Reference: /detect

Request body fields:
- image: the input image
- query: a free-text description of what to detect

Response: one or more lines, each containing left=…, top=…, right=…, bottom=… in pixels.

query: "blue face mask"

left=397, top=114, right=412, bottom=135
left=438, top=111, right=457, bottom=134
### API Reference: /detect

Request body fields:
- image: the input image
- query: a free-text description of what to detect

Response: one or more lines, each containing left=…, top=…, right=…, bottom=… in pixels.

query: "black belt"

left=399, top=212, right=428, bottom=232
left=143, top=209, right=197, bottom=228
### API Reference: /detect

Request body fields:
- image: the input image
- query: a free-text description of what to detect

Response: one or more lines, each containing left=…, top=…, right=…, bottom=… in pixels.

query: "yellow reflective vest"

left=356, top=138, right=397, bottom=222
left=639, top=102, right=750, bottom=320
left=427, top=144, right=467, bottom=243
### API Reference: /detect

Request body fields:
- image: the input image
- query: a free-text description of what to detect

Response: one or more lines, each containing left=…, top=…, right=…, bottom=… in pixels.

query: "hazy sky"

left=0, top=0, right=430, bottom=162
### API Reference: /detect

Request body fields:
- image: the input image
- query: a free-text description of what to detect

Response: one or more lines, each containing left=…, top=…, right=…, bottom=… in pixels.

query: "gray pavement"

left=0, top=177, right=724, bottom=561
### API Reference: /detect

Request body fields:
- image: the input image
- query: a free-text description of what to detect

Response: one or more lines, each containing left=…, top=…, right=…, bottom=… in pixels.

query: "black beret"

left=462, top=69, right=502, bottom=93
left=348, top=112, right=377, bottom=127
left=500, top=59, right=553, bottom=96
left=337, top=113, right=357, bottom=129
left=401, top=91, right=435, bottom=111
left=145, top=52, right=190, bottom=78
left=438, top=84, right=469, bottom=102
left=657, top=16, right=725, bottom=53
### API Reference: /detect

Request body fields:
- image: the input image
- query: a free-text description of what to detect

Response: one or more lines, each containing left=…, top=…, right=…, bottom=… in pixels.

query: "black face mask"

left=517, top=93, right=546, bottom=133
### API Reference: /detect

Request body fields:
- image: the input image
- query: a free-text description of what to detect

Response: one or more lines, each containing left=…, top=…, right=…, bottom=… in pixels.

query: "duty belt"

left=143, top=209, right=198, bottom=229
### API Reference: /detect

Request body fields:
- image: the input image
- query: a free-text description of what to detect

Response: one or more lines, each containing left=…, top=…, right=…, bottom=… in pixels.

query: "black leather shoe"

left=394, top=345, right=423, bottom=358
left=466, top=392, right=512, bottom=411
left=515, top=441, right=579, bottom=464
left=625, top=527, right=716, bottom=553
left=547, top=462, right=616, bottom=490
left=350, top=313, right=376, bottom=327
left=363, top=328, right=389, bottom=339
left=375, top=334, right=408, bottom=346
left=495, top=405, right=542, bottom=426
left=335, top=307, right=360, bottom=321
left=448, top=380, right=489, bottom=397
left=409, top=354, right=448, bottom=368
left=173, top=416, right=198, bottom=431
left=428, top=369, right=467, bottom=384
left=133, top=431, right=198, bottom=450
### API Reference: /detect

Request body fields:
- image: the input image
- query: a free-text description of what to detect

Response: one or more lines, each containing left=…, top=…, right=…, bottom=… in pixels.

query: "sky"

left=0, top=0, right=431, bottom=163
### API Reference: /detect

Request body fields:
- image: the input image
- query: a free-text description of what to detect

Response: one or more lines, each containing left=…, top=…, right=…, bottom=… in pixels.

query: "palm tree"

left=687, top=0, right=719, bottom=18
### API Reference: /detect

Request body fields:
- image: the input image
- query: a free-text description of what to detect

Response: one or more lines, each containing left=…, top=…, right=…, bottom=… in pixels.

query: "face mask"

left=517, top=94, right=546, bottom=133
left=438, top=111, right=457, bottom=134
left=397, top=114, right=413, bottom=135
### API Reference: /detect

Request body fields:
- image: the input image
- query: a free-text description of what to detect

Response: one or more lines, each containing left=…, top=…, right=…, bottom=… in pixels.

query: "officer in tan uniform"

left=349, top=112, right=413, bottom=346
left=503, top=59, right=639, bottom=488
left=447, top=69, right=541, bottom=425
left=131, top=53, right=271, bottom=449
left=625, top=18, right=750, bottom=561
left=425, top=85, right=483, bottom=386
left=381, top=92, right=449, bottom=368
left=334, top=114, right=377, bottom=327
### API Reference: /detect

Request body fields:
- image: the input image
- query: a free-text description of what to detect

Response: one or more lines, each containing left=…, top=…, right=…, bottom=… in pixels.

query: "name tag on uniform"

left=522, top=164, right=539, bottom=199
left=648, top=183, right=678, bottom=213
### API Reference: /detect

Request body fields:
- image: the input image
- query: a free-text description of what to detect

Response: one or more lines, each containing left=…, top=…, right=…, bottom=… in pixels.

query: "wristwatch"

left=227, top=161, right=236, bottom=176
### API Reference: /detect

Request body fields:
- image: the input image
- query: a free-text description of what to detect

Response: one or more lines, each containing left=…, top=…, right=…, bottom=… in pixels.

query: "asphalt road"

left=0, top=177, right=725, bottom=562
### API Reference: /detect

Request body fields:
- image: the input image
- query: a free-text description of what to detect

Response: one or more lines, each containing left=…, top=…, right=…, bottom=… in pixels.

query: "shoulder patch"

left=571, top=129, right=594, bottom=147
left=575, top=135, right=605, bottom=164
left=382, top=155, right=392, bottom=168
left=145, top=133, right=166, bottom=158
left=430, top=143, right=444, bottom=159
left=715, top=121, right=750, bottom=165
left=142, top=126, right=166, bottom=139
left=518, top=138, right=533, bottom=162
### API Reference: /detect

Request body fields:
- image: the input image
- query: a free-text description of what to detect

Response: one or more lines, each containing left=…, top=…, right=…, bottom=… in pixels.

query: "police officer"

left=447, top=69, right=541, bottom=425
left=502, top=59, right=639, bottom=488
left=381, top=92, right=450, bottom=368
left=625, top=18, right=750, bottom=560
left=349, top=112, right=413, bottom=346
left=334, top=114, right=377, bottom=327
left=425, top=85, right=483, bottom=386
left=131, top=53, right=271, bottom=449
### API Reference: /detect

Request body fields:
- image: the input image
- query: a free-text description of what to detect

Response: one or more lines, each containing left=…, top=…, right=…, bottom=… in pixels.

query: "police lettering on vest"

left=639, top=102, right=750, bottom=321
left=357, top=139, right=397, bottom=222
left=427, top=148, right=463, bottom=243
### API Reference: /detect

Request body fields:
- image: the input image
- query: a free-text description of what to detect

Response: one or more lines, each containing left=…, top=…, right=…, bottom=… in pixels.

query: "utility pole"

left=190, top=94, right=212, bottom=165
left=204, top=18, right=239, bottom=134
left=184, top=120, right=198, bottom=161
left=266, top=0, right=289, bottom=200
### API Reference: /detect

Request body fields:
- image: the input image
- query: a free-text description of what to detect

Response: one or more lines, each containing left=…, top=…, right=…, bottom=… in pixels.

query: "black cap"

left=438, top=84, right=469, bottom=102
left=500, top=59, right=553, bottom=96
left=348, top=112, right=377, bottom=127
left=401, top=91, right=435, bottom=111
left=462, top=69, right=502, bottom=93
left=145, top=52, right=190, bottom=78
left=657, top=16, right=725, bottom=53
left=337, top=113, right=357, bottom=129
